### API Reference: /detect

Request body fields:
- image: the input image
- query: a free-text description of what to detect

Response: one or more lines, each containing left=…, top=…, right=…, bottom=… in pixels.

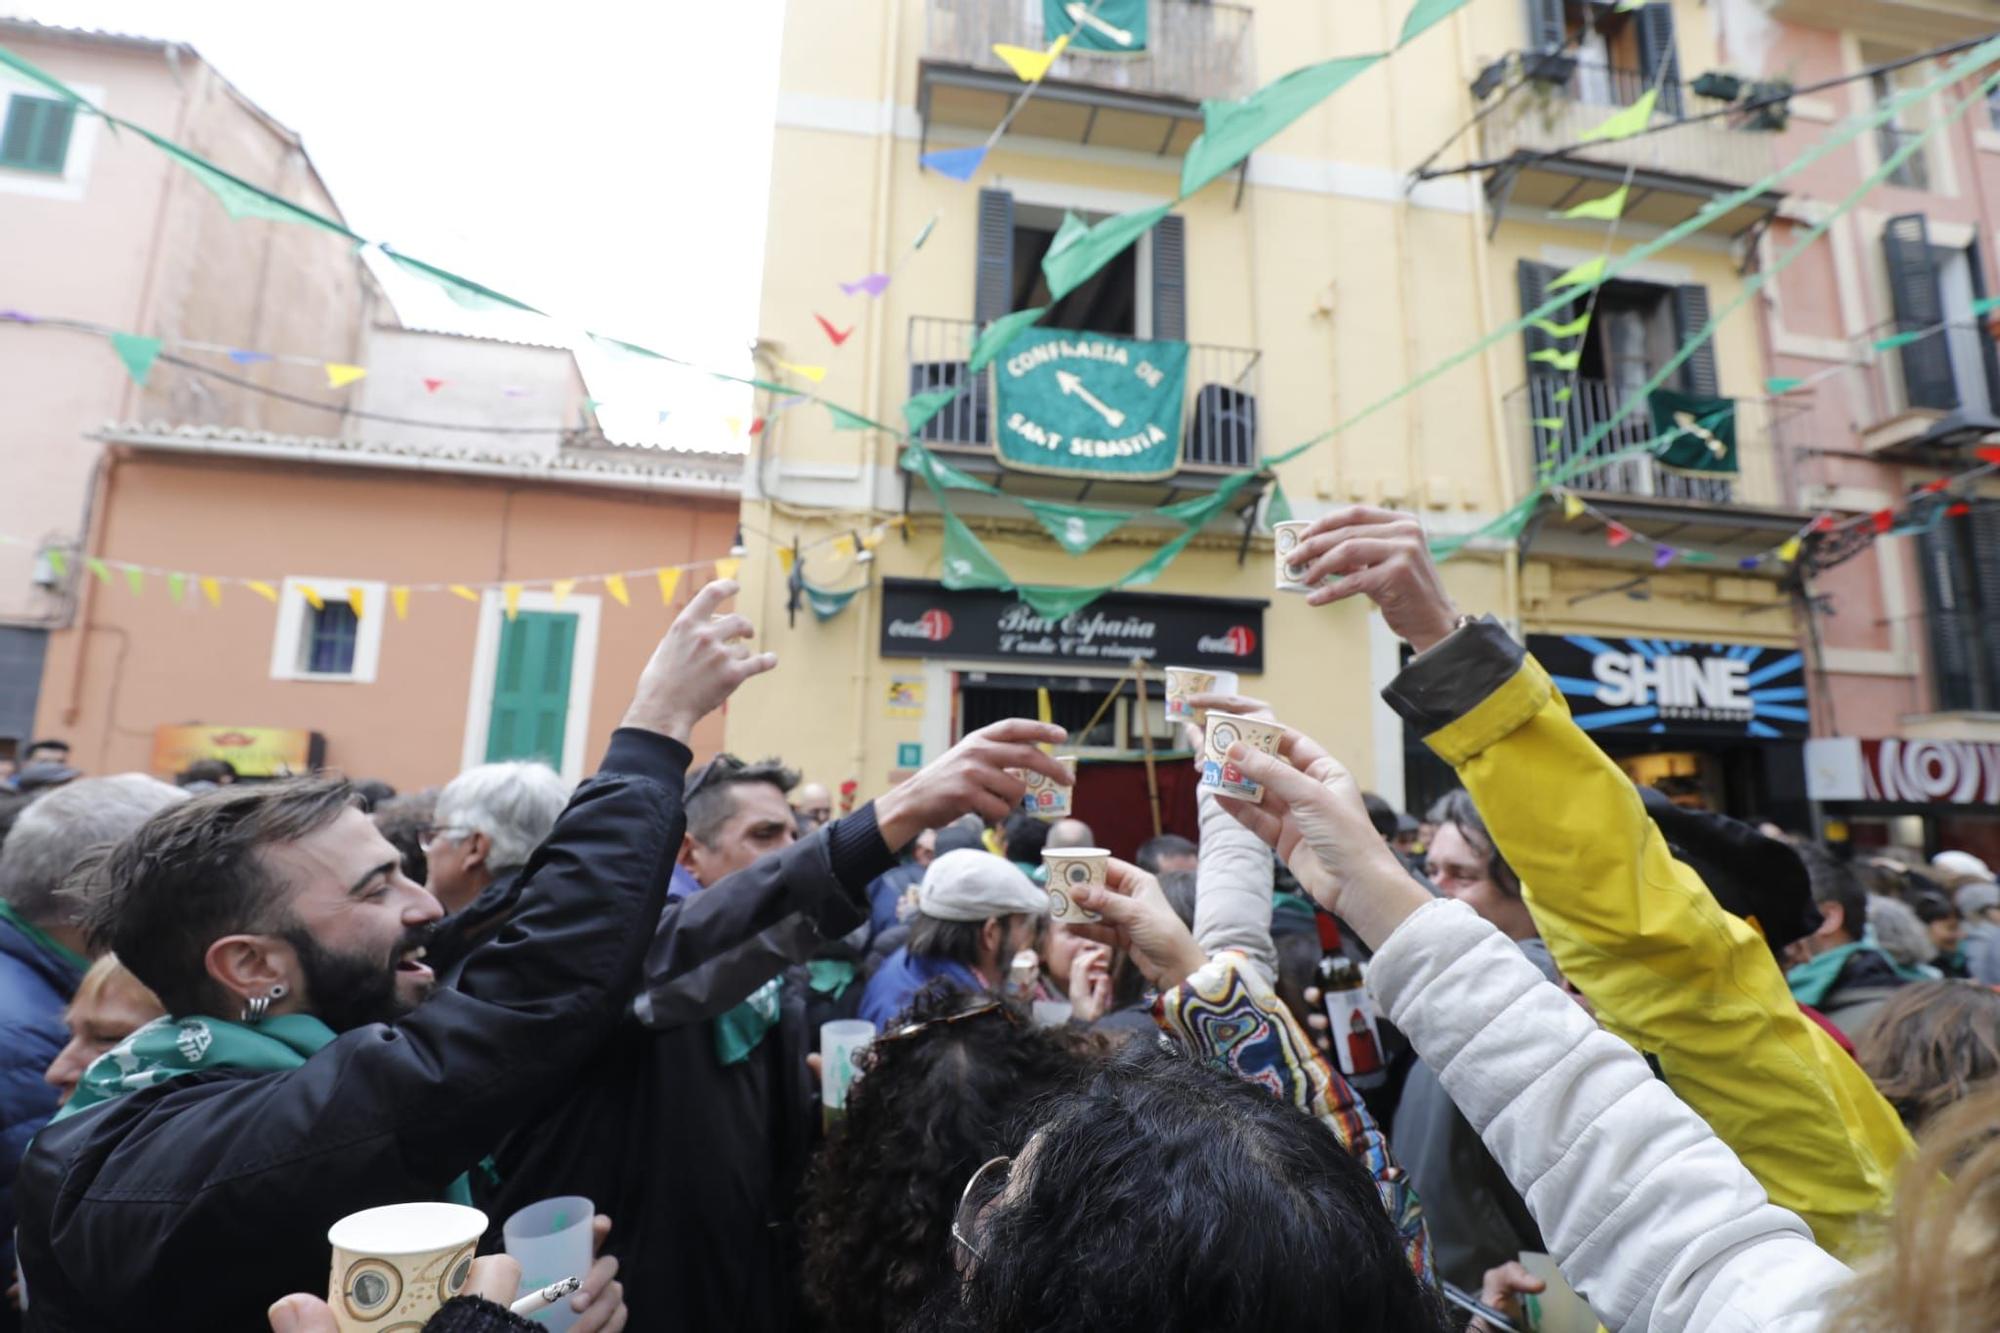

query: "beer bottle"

left=1315, top=953, right=1386, bottom=1088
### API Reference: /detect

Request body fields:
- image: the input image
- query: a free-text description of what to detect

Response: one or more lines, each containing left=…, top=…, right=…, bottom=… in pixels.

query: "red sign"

left=886, top=608, right=955, bottom=643
left=1195, top=625, right=1258, bottom=658
left=1860, top=738, right=2000, bottom=805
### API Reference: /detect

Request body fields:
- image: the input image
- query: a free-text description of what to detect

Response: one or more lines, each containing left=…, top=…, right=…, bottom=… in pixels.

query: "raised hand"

left=1178, top=690, right=1277, bottom=751
left=1067, top=942, right=1115, bottom=1023
left=873, top=718, right=1069, bottom=851
left=620, top=580, right=779, bottom=742
left=1287, top=506, right=1462, bottom=652
left=1069, top=859, right=1207, bottom=991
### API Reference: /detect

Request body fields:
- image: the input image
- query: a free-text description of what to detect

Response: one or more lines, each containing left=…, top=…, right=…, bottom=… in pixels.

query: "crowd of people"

left=0, top=511, right=1997, bottom=1331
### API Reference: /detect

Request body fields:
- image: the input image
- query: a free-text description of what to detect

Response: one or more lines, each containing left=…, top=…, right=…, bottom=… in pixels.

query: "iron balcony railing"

left=1514, top=374, right=1738, bottom=504
left=922, top=0, right=1254, bottom=104
left=908, top=316, right=1262, bottom=471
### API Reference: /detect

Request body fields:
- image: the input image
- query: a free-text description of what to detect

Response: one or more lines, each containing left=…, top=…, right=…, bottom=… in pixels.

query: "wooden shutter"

left=0, top=96, right=73, bottom=172
left=486, top=611, right=576, bottom=765
left=1883, top=213, right=1957, bottom=411
left=1966, top=238, right=2000, bottom=410
left=974, top=188, right=1015, bottom=327
left=1971, top=501, right=2000, bottom=710
left=1637, top=4, right=1685, bottom=118
left=1524, top=0, right=1565, bottom=51
left=1916, top=511, right=1979, bottom=712
left=1672, top=285, right=1720, bottom=396
left=1151, top=213, right=1187, bottom=342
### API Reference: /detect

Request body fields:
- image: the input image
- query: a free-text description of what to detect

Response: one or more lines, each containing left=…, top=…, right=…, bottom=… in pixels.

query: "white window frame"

left=0, top=79, right=108, bottom=203
left=459, top=589, right=601, bottom=784
left=269, top=577, right=388, bottom=684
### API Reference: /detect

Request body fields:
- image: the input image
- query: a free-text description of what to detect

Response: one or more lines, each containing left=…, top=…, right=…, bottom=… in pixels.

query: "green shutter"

left=485, top=611, right=577, bottom=764
left=0, top=95, right=75, bottom=174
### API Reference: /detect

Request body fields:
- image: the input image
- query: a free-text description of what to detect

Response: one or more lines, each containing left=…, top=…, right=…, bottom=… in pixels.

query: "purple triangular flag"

left=920, top=144, right=989, bottom=182
left=502, top=386, right=529, bottom=398
left=1653, top=544, right=1677, bottom=569
left=0, top=309, right=35, bottom=323
left=839, top=272, right=891, bottom=297
left=226, top=348, right=273, bottom=366
left=776, top=394, right=808, bottom=409
left=1738, top=556, right=1762, bottom=571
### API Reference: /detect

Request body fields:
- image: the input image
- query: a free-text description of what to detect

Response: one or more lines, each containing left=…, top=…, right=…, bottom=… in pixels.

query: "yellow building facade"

left=733, top=0, right=1812, bottom=842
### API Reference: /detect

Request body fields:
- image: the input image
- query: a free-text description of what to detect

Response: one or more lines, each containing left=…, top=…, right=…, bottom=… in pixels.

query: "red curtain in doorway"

left=1070, top=757, right=1202, bottom=860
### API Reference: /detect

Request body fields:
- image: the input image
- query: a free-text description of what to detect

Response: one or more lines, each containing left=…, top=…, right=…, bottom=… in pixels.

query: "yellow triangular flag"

left=1548, top=257, right=1607, bottom=292
left=449, top=584, right=480, bottom=603
left=392, top=586, right=410, bottom=620
left=551, top=578, right=576, bottom=606
left=1562, top=491, right=1586, bottom=521
left=724, top=416, right=743, bottom=438
left=715, top=556, right=742, bottom=581
left=604, top=572, right=630, bottom=606
left=776, top=548, right=796, bottom=574
left=777, top=360, right=828, bottom=384
left=992, top=41, right=1060, bottom=82
left=1559, top=185, right=1629, bottom=221
left=1578, top=89, right=1658, bottom=143
left=344, top=586, right=366, bottom=619
left=247, top=579, right=279, bottom=603
left=860, top=528, right=885, bottom=551
left=656, top=568, right=682, bottom=605
left=831, top=534, right=857, bottom=559
left=200, top=577, right=222, bottom=607
left=1778, top=537, right=1802, bottom=563
left=324, top=362, right=368, bottom=389
left=302, top=585, right=324, bottom=611
left=503, top=583, right=522, bottom=620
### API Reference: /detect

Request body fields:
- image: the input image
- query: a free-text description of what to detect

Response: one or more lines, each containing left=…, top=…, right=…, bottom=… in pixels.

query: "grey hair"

left=1867, top=893, right=1937, bottom=969
left=434, top=761, right=572, bottom=873
left=1, top=774, right=188, bottom=926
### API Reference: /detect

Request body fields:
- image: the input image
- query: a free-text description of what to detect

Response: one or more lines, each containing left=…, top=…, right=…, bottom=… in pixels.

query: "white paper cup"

left=820, top=1018, right=875, bottom=1113
left=1163, top=667, right=1240, bottom=724
left=1011, top=754, right=1077, bottom=820
left=503, top=1197, right=595, bottom=1331
left=1198, top=711, right=1286, bottom=803
left=1273, top=520, right=1320, bottom=593
left=1031, top=999, right=1074, bottom=1028
left=327, top=1202, right=487, bottom=1333
left=1042, top=847, right=1109, bottom=923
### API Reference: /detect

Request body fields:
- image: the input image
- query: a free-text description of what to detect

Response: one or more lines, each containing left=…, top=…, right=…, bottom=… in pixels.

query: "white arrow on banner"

left=1055, top=369, right=1127, bottom=427
left=1065, top=2, right=1135, bottom=46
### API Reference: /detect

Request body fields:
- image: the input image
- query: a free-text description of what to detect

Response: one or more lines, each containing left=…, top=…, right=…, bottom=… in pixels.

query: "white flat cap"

left=919, top=849, right=1050, bottom=922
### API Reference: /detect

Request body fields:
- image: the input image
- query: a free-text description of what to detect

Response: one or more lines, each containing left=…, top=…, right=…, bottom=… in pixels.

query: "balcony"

left=919, top=0, right=1253, bottom=158
left=907, top=315, right=1263, bottom=506
left=1477, top=60, right=1783, bottom=237
left=1767, top=0, right=1998, bottom=44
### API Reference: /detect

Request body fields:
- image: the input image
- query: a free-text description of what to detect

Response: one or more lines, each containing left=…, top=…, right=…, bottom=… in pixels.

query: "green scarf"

left=1786, top=937, right=1931, bottom=1008
left=0, top=899, right=89, bottom=972
left=56, top=1012, right=475, bottom=1204
left=713, top=960, right=858, bottom=1066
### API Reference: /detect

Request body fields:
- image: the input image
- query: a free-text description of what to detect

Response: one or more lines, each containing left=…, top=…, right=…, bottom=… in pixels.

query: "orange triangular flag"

left=325, top=363, right=368, bottom=389
left=656, top=568, right=682, bottom=604
left=604, top=572, right=630, bottom=606
left=392, top=586, right=410, bottom=620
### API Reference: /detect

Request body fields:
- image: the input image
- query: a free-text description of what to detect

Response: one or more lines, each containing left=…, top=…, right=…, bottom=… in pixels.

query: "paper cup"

left=1273, top=520, right=1319, bottom=593
left=327, top=1202, right=487, bottom=1333
left=1163, top=667, right=1239, bottom=724
left=1011, top=755, right=1077, bottom=820
left=1042, top=847, right=1109, bottom=923
left=1198, top=711, right=1285, bottom=803
left=503, top=1197, right=595, bottom=1331
left=820, top=1018, right=875, bottom=1115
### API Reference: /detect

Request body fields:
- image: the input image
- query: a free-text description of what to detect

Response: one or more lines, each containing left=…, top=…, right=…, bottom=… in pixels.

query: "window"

left=1869, top=56, right=1931, bottom=190
left=269, top=577, right=387, bottom=683
left=0, top=93, right=75, bottom=175
left=1531, top=0, right=1682, bottom=117
left=1916, top=501, right=2000, bottom=713
left=1880, top=213, right=2000, bottom=413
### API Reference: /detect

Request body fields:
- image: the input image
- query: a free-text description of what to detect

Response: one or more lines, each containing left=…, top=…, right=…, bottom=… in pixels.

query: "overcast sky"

left=8, top=0, right=786, bottom=450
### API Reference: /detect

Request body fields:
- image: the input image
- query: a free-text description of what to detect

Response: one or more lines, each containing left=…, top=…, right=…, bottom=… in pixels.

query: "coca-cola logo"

left=1196, top=626, right=1257, bottom=657
left=887, top=609, right=954, bottom=642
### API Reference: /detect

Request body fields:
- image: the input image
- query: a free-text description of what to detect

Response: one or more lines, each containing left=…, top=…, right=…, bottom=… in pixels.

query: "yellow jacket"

left=1382, top=618, right=1912, bottom=1258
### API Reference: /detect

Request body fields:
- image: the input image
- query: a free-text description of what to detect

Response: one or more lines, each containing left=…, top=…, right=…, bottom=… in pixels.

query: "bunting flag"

left=392, top=586, right=410, bottom=620
left=1397, top=0, right=1472, bottom=47
left=724, top=416, right=742, bottom=437
left=991, top=33, right=1070, bottom=82
left=904, top=389, right=958, bottom=435
left=777, top=360, right=828, bottom=383
left=939, top=508, right=1013, bottom=589
left=1562, top=491, right=1586, bottom=520
left=1532, top=312, right=1593, bottom=339
left=247, top=579, right=277, bottom=602
left=1870, top=508, right=1896, bottom=534
left=1042, top=206, right=1173, bottom=302
left=1871, top=329, right=1929, bottom=352
left=1530, top=349, right=1582, bottom=371
left=1778, top=537, right=1803, bottom=562
left=814, top=314, right=855, bottom=346
left=1559, top=185, right=1629, bottom=221
left=1652, top=544, right=1677, bottom=569
left=346, top=586, right=367, bottom=619
left=1266, top=479, right=1294, bottom=526
left=1553, top=386, right=1573, bottom=403
left=423, top=378, right=445, bottom=393
left=1948, top=502, right=1973, bottom=517
left=1767, top=376, right=1804, bottom=395
left=110, top=332, right=163, bottom=387
left=167, top=572, right=188, bottom=604
left=861, top=527, right=885, bottom=551
left=827, top=403, right=883, bottom=432
left=301, top=585, right=324, bottom=611
left=969, top=306, right=1049, bottom=373
left=550, top=579, right=575, bottom=606
left=1978, top=446, right=2000, bottom=465
left=227, top=348, right=273, bottom=366
left=1548, top=257, right=1609, bottom=292
left=805, top=581, right=863, bottom=622
left=831, top=533, right=858, bottom=559
left=1578, top=90, right=1659, bottom=143
left=450, top=584, right=480, bottom=603
left=776, top=548, right=796, bottom=574
left=920, top=145, right=990, bottom=181
left=749, top=417, right=766, bottom=436
left=604, top=572, right=630, bottom=606
left=839, top=272, right=891, bottom=297
left=85, top=556, right=110, bottom=585
left=1605, top=522, right=1635, bottom=548
left=714, top=556, right=742, bottom=581
left=324, top=363, right=368, bottom=389
left=125, top=566, right=144, bottom=596
left=201, top=577, right=222, bottom=607
left=44, top=549, right=67, bottom=578
left=1534, top=417, right=1566, bottom=432
left=656, top=568, right=682, bottom=604
left=378, top=245, right=542, bottom=314
left=141, top=127, right=355, bottom=236
left=503, top=584, right=521, bottom=620
left=1180, top=54, right=1385, bottom=198
left=1020, top=498, right=1132, bottom=555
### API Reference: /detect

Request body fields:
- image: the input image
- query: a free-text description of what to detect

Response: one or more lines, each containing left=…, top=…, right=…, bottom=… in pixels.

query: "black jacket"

left=15, top=729, right=690, bottom=1332
left=469, top=810, right=892, bottom=1332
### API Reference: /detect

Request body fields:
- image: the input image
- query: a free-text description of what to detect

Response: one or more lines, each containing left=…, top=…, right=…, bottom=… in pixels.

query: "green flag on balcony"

left=993, top=329, right=1189, bottom=480
left=1647, top=387, right=1739, bottom=476
left=1043, top=0, right=1147, bottom=53
left=1042, top=206, right=1171, bottom=302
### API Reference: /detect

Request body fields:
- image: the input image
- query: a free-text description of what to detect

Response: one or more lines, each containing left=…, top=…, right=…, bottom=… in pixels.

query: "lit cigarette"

left=509, top=1275, right=581, bottom=1317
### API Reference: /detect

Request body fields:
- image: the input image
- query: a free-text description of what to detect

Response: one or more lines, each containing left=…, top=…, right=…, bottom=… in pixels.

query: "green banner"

left=1044, top=0, right=1147, bottom=53
left=994, top=330, right=1188, bottom=480
left=1647, top=388, right=1738, bottom=476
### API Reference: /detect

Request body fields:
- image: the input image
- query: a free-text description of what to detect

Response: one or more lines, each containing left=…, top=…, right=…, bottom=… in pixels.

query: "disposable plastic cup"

left=503, top=1197, right=595, bottom=1331
left=1030, top=999, right=1074, bottom=1028
left=1042, top=847, right=1109, bottom=923
left=820, top=1018, right=875, bottom=1126
left=326, top=1201, right=487, bottom=1333
left=1517, top=1251, right=1598, bottom=1333
left=1198, top=711, right=1286, bottom=803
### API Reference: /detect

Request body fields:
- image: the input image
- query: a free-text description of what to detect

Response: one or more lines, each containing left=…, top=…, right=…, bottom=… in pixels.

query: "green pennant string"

left=379, top=246, right=542, bottom=314
left=1042, top=206, right=1172, bottom=302
left=804, top=580, right=863, bottom=621
left=1397, top=0, right=1473, bottom=48
left=1578, top=89, right=1658, bottom=143
left=139, top=129, right=356, bottom=236
left=1766, top=377, right=1804, bottom=395
left=901, top=442, right=999, bottom=494
left=1547, top=257, right=1607, bottom=292
left=1533, top=313, right=1593, bottom=339
left=1559, top=186, right=1629, bottom=221
left=124, top=566, right=145, bottom=597
left=939, top=509, right=1013, bottom=589
left=85, top=556, right=110, bottom=585
left=1972, top=295, right=2000, bottom=317
left=1529, top=349, right=1581, bottom=371
left=1157, top=471, right=1257, bottom=524
left=1871, top=329, right=1930, bottom=352
left=1265, top=479, right=1294, bottom=526
left=1553, top=386, right=1574, bottom=403
left=589, top=333, right=667, bottom=361
left=1680, top=550, right=1719, bottom=564
left=110, top=333, right=163, bottom=387
left=969, top=307, right=1049, bottom=373
left=1180, top=54, right=1385, bottom=198
left=827, top=402, right=882, bottom=432
left=166, top=572, right=187, bottom=604
left=0, top=42, right=114, bottom=121
left=904, top=389, right=958, bottom=436
left=1020, top=499, right=1132, bottom=555
left=1533, top=418, right=1565, bottom=432
left=44, top=549, right=68, bottom=578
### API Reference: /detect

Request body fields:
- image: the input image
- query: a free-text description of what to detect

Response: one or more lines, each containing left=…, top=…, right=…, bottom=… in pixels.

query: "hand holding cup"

left=1285, top=507, right=1463, bottom=651
left=874, top=718, right=1070, bottom=851
left=1067, top=858, right=1208, bottom=991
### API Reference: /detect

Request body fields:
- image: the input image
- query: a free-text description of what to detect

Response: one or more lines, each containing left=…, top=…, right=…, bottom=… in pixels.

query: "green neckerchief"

left=55, top=1011, right=476, bottom=1205
left=0, top=899, right=88, bottom=973
left=713, top=962, right=858, bottom=1066
left=1785, top=933, right=1930, bottom=1009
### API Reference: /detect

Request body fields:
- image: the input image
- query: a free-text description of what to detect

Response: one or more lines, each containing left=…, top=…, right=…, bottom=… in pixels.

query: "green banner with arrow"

left=993, top=329, right=1189, bottom=481
left=1043, top=0, right=1147, bottom=53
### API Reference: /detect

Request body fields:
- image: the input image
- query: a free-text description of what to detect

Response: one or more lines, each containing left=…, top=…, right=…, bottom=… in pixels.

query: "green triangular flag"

left=1042, top=205, right=1171, bottom=303
left=85, top=556, right=110, bottom=585
left=1972, top=295, right=2000, bottom=317
left=1548, top=257, right=1607, bottom=292
left=1530, top=348, right=1581, bottom=371
left=968, top=307, right=1048, bottom=373
left=582, top=398, right=602, bottom=413
left=44, top=549, right=68, bottom=578
left=166, top=572, right=187, bottom=603
left=903, top=389, right=958, bottom=436
left=1559, top=185, right=1629, bottom=221
left=1397, top=0, right=1472, bottom=47
left=827, top=402, right=880, bottom=432
left=1020, top=499, right=1131, bottom=555
left=379, top=246, right=542, bottom=314
left=124, top=566, right=144, bottom=596
left=1681, top=550, right=1719, bottom=564
left=110, top=333, right=163, bottom=387
left=1766, top=377, right=1803, bottom=395
left=900, top=442, right=998, bottom=494
left=1872, top=329, right=1929, bottom=352
left=0, top=42, right=112, bottom=119
left=1265, top=479, right=1294, bottom=526
left=1553, top=386, right=1574, bottom=403
left=588, top=333, right=667, bottom=361
left=1532, top=313, right=1593, bottom=339
left=804, top=580, right=862, bottom=621
left=141, top=129, right=355, bottom=236
left=1181, top=54, right=1385, bottom=198
left=1534, top=417, right=1566, bottom=431
left=939, top=510, right=1012, bottom=589
left=1120, top=525, right=1202, bottom=589
left=1578, top=89, right=1658, bottom=143
left=1157, top=471, right=1257, bottom=525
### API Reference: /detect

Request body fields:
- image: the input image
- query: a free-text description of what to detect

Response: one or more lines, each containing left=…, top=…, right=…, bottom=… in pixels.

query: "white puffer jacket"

left=1368, top=898, right=1852, bottom=1331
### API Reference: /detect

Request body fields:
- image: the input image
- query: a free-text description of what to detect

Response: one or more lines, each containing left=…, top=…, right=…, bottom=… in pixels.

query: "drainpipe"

left=58, top=447, right=120, bottom=726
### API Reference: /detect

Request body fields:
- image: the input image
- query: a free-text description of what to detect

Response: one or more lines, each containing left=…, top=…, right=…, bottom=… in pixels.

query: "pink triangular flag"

left=422, top=378, right=445, bottom=393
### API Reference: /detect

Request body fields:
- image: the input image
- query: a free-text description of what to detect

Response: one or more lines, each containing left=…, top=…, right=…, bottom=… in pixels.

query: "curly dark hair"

left=911, top=1043, right=1455, bottom=1333
left=799, top=984, right=1103, bottom=1331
